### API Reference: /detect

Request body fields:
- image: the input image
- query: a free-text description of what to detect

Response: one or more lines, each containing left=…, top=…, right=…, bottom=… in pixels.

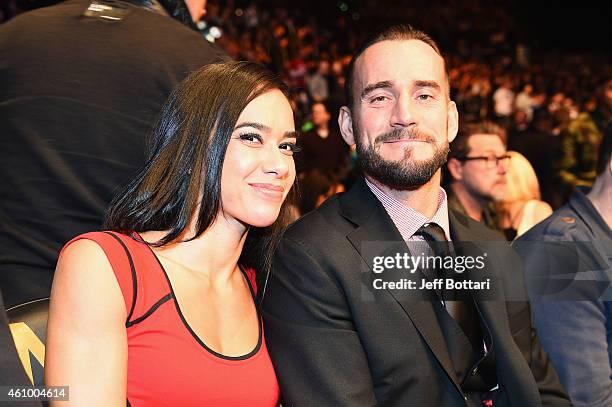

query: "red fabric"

left=63, top=231, right=279, bottom=406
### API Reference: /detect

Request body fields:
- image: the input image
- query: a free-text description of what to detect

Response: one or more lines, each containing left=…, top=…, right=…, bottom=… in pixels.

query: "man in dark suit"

left=261, top=25, right=570, bottom=406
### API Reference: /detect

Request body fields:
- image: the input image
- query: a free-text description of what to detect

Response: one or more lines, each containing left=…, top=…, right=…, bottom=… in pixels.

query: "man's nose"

left=497, top=158, right=509, bottom=174
left=390, top=93, right=417, bottom=128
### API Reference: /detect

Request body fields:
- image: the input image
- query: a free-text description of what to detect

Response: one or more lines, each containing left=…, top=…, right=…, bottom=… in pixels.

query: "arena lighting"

left=196, top=20, right=222, bottom=43
left=83, top=0, right=132, bottom=20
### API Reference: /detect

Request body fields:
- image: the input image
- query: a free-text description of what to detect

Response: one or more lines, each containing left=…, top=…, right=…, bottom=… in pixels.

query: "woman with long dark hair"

left=45, top=61, right=298, bottom=406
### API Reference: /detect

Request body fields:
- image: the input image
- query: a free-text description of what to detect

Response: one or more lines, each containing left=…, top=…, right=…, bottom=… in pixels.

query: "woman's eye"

left=279, top=142, right=300, bottom=155
left=238, top=133, right=263, bottom=144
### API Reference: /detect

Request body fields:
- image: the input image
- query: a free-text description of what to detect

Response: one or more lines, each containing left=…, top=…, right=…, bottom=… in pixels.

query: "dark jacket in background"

left=447, top=189, right=503, bottom=235
left=296, top=127, right=349, bottom=179
left=515, top=188, right=612, bottom=407
left=558, top=111, right=607, bottom=194
left=0, top=0, right=227, bottom=307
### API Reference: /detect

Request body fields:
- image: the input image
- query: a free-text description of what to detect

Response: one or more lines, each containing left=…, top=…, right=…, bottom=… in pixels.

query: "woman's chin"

left=243, top=211, right=281, bottom=228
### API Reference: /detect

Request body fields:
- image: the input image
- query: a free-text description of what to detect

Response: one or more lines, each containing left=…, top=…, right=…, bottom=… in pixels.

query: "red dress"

left=63, top=231, right=280, bottom=406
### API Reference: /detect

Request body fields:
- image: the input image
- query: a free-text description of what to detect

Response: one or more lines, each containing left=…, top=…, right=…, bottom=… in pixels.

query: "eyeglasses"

left=458, top=154, right=511, bottom=169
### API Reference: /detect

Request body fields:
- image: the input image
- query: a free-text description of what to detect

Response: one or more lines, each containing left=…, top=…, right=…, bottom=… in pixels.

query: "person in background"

left=495, top=151, right=552, bottom=240
left=297, top=100, right=349, bottom=180
left=45, top=62, right=297, bottom=406
left=516, top=122, right=612, bottom=407
left=558, top=78, right=612, bottom=198
left=515, top=83, right=534, bottom=122
left=508, top=109, right=561, bottom=208
left=492, top=76, right=515, bottom=128
left=0, top=0, right=227, bottom=308
left=306, top=60, right=331, bottom=103
left=445, top=120, right=509, bottom=233
left=298, top=170, right=344, bottom=215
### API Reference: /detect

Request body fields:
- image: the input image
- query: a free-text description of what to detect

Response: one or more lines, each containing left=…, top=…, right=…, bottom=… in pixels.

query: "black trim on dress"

left=126, top=293, right=173, bottom=328
left=132, top=232, right=263, bottom=361
left=103, top=232, right=138, bottom=326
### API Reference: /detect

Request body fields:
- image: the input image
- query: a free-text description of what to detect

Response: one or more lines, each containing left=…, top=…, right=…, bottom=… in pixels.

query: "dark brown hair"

left=104, top=61, right=295, bottom=276
left=448, top=120, right=507, bottom=160
left=345, top=24, right=448, bottom=110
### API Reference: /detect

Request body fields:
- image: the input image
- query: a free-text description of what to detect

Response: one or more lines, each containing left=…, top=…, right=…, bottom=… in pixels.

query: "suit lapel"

left=449, top=210, right=541, bottom=406
left=340, top=179, right=464, bottom=395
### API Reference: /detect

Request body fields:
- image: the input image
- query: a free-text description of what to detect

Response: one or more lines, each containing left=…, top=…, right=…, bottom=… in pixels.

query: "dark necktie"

left=414, top=222, right=482, bottom=351
left=413, top=222, right=449, bottom=285
left=414, top=222, right=450, bottom=256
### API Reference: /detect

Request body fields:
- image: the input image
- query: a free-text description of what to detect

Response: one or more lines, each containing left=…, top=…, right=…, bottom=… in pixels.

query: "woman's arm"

left=45, top=239, right=128, bottom=406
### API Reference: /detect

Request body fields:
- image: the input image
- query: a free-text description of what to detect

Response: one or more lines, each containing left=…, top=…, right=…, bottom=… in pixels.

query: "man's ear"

left=447, top=157, right=463, bottom=181
left=447, top=101, right=459, bottom=143
left=338, top=106, right=356, bottom=146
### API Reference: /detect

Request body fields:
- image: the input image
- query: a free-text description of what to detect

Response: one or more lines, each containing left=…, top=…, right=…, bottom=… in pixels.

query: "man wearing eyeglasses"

left=445, top=121, right=510, bottom=233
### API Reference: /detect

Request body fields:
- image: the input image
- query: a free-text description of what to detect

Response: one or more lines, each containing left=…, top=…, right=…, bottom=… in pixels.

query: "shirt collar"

left=365, top=178, right=451, bottom=241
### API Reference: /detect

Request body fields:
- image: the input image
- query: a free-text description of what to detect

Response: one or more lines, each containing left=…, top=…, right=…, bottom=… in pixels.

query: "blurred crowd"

left=2, top=0, right=611, bottom=227
left=202, top=0, right=610, bottom=218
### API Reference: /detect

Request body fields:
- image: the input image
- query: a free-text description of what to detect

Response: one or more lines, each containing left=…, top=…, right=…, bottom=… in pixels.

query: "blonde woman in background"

left=496, top=151, right=553, bottom=239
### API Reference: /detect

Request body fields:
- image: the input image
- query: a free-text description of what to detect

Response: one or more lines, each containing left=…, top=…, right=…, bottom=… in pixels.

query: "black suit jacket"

left=262, top=178, right=570, bottom=406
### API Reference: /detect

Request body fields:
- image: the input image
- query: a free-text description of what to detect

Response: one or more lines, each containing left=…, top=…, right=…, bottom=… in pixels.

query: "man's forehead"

left=468, top=133, right=506, bottom=151
left=354, top=39, right=446, bottom=89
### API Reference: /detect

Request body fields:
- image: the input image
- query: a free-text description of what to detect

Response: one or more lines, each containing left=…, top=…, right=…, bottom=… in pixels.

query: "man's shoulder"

left=0, top=1, right=74, bottom=33
left=518, top=203, right=581, bottom=242
left=285, top=194, right=345, bottom=241
left=125, top=8, right=228, bottom=63
left=0, top=1, right=215, bottom=54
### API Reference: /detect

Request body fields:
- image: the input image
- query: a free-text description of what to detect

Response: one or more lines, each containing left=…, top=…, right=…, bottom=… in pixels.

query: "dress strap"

left=61, top=231, right=137, bottom=324
left=242, top=266, right=258, bottom=295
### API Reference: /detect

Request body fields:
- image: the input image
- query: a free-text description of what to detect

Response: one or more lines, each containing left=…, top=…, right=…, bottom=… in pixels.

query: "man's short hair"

left=448, top=120, right=507, bottom=160
left=344, top=25, right=448, bottom=110
left=596, top=121, right=612, bottom=175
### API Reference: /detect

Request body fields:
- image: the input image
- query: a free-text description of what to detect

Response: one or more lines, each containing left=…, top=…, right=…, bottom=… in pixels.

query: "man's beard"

left=355, top=125, right=450, bottom=191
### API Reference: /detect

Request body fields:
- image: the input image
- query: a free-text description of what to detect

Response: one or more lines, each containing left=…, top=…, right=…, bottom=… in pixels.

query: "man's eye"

left=370, top=95, right=389, bottom=103
left=417, top=94, right=432, bottom=101
left=238, top=133, right=263, bottom=144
